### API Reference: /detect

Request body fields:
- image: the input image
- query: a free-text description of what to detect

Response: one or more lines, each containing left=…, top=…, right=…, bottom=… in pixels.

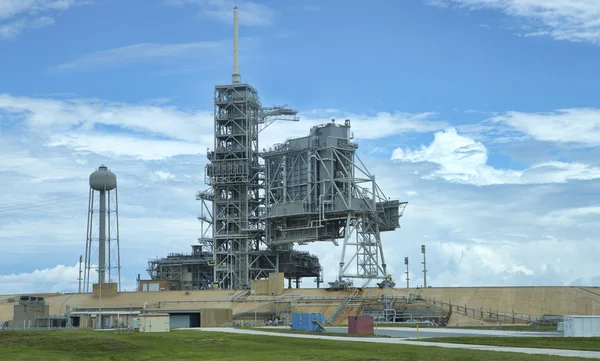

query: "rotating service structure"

left=262, top=120, right=407, bottom=285
left=83, top=164, right=121, bottom=292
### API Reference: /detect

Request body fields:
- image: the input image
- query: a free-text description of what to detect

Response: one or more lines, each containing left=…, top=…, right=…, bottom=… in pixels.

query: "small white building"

left=563, top=316, right=600, bottom=337
left=137, top=313, right=170, bottom=333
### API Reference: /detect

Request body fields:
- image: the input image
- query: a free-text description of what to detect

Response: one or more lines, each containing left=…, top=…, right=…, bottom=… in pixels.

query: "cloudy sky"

left=1, top=0, right=600, bottom=294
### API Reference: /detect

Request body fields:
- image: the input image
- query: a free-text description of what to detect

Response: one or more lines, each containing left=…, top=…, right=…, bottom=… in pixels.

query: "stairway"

left=325, top=290, right=359, bottom=325
left=231, top=290, right=250, bottom=302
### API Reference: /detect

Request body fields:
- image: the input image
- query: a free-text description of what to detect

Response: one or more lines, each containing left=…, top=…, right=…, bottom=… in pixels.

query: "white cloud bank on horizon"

left=2, top=93, right=600, bottom=294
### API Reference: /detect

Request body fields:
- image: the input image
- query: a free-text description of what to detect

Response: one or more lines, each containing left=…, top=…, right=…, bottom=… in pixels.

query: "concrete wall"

left=3, top=286, right=600, bottom=328
left=200, top=308, right=233, bottom=327
left=251, top=280, right=269, bottom=295
left=13, top=302, right=49, bottom=328
left=92, top=283, right=118, bottom=298
left=268, top=272, right=285, bottom=296
left=138, top=314, right=170, bottom=332
left=564, top=316, right=600, bottom=337
left=139, top=279, right=179, bottom=291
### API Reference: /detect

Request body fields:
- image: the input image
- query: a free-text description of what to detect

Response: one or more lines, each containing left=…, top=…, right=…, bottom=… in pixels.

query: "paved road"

left=325, top=326, right=563, bottom=339
left=187, top=327, right=600, bottom=359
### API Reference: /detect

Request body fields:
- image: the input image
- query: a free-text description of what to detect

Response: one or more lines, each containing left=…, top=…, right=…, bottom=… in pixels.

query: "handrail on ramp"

left=312, top=320, right=326, bottom=331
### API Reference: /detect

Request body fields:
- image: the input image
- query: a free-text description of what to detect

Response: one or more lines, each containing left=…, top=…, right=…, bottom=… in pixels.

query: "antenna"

left=232, top=6, right=240, bottom=83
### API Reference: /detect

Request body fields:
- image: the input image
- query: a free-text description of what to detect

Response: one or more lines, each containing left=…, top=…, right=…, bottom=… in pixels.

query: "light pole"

left=96, top=268, right=104, bottom=329
left=404, top=257, right=409, bottom=289
left=78, top=255, right=83, bottom=293
left=421, top=245, right=427, bottom=288
left=129, top=303, right=133, bottom=330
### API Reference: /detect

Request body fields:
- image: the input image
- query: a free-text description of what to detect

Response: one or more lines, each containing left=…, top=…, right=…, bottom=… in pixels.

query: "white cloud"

left=425, top=0, right=450, bottom=7
left=48, top=133, right=206, bottom=161
left=492, top=108, right=600, bottom=146
left=0, top=0, right=80, bottom=20
left=0, top=94, right=442, bottom=160
left=0, top=94, right=214, bottom=159
left=540, top=206, right=600, bottom=227
left=166, top=0, right=276, bottom=26
left=54, top=41, right=230, bottom=71
left=361, top=155, right=600, bottom=288
left=0, top=16, right=54, bottom=38
left=0, top=0, right=86, bottom=38
left=428, top=0, right=600, bottom=45
left=260, top=111, right=445, bottom=149
left=0, top=262, right=139, bottom=295
left=391, top=128, right=600, bottom=185
left=0, top=263, right=80, bottom=294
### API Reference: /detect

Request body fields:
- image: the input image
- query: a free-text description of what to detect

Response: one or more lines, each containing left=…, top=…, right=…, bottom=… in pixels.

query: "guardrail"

left=425, top=297, right=541, bottom=324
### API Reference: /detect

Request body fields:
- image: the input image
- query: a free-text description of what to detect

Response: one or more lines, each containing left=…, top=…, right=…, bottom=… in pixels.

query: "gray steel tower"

left=198, top=7, right=303, bottom=289
left=202, top=7, right=273, bottom=289
left=83, top=165, right=121, bottom=292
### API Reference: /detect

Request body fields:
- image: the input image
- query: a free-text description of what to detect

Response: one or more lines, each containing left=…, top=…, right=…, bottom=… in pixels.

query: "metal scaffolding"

left=190, top=7, right=321, bottom=290
left=203, top=82, right=275, bottom=289
left=147, top=243, right=321, bottom=290
left=262, top=120, right=407, bottom=286
left=146, top=245, right=213, bottom=290
left=198, top=82, right=313, bottom=289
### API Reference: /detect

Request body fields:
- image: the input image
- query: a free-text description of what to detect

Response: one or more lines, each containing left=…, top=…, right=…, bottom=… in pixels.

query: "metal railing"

left=325, top=290, right=359, bottom=325
left=425, top=297, right=541, bottom=324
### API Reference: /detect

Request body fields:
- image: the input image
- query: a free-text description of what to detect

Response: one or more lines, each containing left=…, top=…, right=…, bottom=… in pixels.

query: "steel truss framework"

left=262, top=120, right=407, bottom=286
left=146, top=243, right=321, bottom=289
left=146, top=246, right=212, bottom=290
left=83, top=187, right=121, bottom=292
left=203, top=83, right=280, bottom=289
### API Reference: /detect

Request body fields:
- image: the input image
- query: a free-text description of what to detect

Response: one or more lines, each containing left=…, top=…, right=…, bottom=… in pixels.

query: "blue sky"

left=2, top=0, right=600, bottom=294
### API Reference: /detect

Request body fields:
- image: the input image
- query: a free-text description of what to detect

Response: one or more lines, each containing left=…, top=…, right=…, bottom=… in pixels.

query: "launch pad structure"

left=262, top=121, right=407, bottom=285
left=149, top=7, right=407, bottom=290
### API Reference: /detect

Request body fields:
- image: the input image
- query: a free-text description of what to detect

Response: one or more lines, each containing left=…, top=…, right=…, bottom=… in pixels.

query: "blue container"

left=291, top=312, right=325, bottom=332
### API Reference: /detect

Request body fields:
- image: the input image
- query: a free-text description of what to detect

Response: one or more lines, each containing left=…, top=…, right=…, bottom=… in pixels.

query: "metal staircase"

left=231, top=290, right=250, bottom=302
left=325, top=290, right=359, bottom=325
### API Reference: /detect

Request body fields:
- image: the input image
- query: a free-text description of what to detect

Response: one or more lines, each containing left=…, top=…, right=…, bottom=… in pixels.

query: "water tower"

left=83, top=165, right=121, bottom=292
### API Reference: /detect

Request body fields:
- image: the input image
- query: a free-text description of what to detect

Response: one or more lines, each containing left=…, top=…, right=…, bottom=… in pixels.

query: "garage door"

left=169, top=314, right=191, bottom=328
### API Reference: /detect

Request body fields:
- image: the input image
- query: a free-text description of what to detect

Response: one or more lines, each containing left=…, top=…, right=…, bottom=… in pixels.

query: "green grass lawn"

left=0, top=329, right=591, bottom=361
left=423, top=336, right=600, bottom=351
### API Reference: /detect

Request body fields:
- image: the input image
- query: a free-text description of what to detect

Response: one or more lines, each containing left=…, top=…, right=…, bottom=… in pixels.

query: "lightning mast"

left=233, top=6, right=240, bottom=84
